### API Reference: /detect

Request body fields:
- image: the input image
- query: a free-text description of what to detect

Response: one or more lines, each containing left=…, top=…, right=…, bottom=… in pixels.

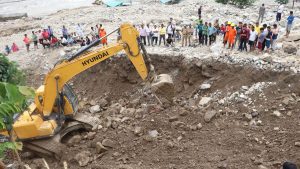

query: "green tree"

left=275, top=0, right=289, bottom=4
left=0, top=54, right=25, bottom=85
left=215, top=0, right=256, bottom=7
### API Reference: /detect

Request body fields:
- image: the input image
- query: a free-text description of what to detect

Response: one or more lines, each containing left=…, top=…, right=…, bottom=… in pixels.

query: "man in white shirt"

left=248, top=26, right=258, bottom=52
left=276, top=4, right=284, bottom=22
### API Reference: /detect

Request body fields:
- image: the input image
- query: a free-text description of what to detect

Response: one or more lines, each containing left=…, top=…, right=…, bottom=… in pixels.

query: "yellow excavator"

left=0, top=23, right=173, bottom=158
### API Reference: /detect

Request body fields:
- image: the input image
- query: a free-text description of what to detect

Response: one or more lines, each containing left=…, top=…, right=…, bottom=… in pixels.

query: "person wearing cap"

left=99, top=27, right=107, bottom=46
left=228, top=23, right=237, bottom=49
left=258, top=4, right=266, bottom=23
left=223, top=21, right=231, bottom=47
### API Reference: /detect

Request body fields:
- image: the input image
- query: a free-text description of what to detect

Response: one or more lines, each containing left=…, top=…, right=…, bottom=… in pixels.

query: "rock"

left=75, top=151, right=91, bottom=167
left=67, top=135, right=82, bottom=145
left=287, top=111, right=292, bottom=116
left=148, top=130, right=159, bottom=138
left=96, top=142, right=108, bottom=153
left=169, top=116, right=179, bottom=122
left=102, top=139, right=115, bottom=148
left=199, top=97, right=212, bottom=106
left=200, top=83, right=211, bottom=90
left=99, top=98, right=108, bottom=107
left=179, top=110, right=188, bottom=116
left=272, top=111, right=281, bottom=117
left=283, top=42, right=297, bottom=54
left=189, top=125, right=198, bottom=131
left=274, top=127, right=280, bottom=131
left=134, top=126, right=143, bottom=136
left=204, top=110, right=217, bottom=122
left=295, top=142, right=300, bottom=147
left=89, top=100, right=96, bottom=106
left=89, top=105, right=100, bottom=113
left=197, top=123, right=203, bottom=129
left=244, top=113, right=253, bottom=121
left=87, top=132, right=96, bottom=140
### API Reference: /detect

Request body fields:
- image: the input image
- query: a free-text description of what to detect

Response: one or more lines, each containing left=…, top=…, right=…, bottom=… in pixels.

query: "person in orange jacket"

left=99, top=27, right=107, bottom=46
left=223, top=21, right=232, bottom=47
left=228, top=23, right=237, bottom=49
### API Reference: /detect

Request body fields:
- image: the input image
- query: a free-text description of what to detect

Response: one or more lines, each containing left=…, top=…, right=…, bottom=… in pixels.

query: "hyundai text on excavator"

left=0, top=23, right=174, bottom=158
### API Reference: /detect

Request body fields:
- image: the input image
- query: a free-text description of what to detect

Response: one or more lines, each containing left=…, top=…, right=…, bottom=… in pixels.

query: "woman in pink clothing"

left=11, top=43, right=19, bottom=52
left=23, top=34, right=30, bottom=52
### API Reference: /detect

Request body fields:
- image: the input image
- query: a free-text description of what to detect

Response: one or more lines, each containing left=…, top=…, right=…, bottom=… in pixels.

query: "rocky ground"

left=1, top=0, right=300, bottom=168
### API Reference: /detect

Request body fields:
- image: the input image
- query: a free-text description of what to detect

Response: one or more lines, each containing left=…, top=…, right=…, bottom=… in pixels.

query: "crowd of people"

left=4, top=24, right=109, bottom=54
left=3, top=3, right=296, bottom=56
left=135, top=4, right=295, bottom=54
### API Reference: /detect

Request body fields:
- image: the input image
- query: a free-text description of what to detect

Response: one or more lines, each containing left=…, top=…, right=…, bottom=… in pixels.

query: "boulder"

left=96, top=142, right=108, bottom=153
left=74, top=151, right=91, bottom=167
left=89, top=105, right=100, bottom=113
left=204, top=110, right=217, bottom=122
left=102, top=139, right=115, bottom=148
left=283, top=42, right=298, bottom=54
left=199, top=97, right=212, bottom=106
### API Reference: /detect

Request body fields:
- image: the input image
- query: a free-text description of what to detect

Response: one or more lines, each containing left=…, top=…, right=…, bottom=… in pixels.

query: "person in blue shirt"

left=197, top=21, right=203, bottom=45
left=285, top=11, right=295, bottom=38
left=208, top=23, right=217, bottom=45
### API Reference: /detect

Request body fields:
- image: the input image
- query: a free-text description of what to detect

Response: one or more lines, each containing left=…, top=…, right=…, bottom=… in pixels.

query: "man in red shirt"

left=42, top=29, right=49, bottom=40
left=239, top=24, right=249, bottom=52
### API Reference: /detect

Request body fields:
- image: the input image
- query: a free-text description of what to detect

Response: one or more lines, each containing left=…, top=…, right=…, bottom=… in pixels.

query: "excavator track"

left=23, top=114, right=99, bottom=159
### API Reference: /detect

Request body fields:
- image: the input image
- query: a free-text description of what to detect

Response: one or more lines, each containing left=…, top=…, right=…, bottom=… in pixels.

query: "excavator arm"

left=0, top=23, right=173, bottom=159
left=36, top=23, right=148, bottom=117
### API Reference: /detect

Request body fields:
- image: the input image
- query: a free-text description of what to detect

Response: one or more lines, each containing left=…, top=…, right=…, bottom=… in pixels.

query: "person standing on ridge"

left=285, top=11, right=295, bottom=38
left=258, top=4, right=266, bottom=23
left=198, top=6, right=202, bottom=19
left=276, top=4, right=284, bottom=22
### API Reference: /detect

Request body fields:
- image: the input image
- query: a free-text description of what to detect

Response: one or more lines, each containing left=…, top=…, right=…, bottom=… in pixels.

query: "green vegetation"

left=275, top=0, right=289, bottom=4
left=0, top=53, right=34, bottom=163
left=215, top=0, right=256, bottom=7
left=0, top=53, right=25, bottom=85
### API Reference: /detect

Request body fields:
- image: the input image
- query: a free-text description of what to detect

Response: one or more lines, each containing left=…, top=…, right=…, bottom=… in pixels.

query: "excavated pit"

left=19, top=54, right=300, bottom=169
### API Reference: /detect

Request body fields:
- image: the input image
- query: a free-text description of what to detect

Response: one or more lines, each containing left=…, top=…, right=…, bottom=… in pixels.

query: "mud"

left=18, top=55, right=300, bottom=168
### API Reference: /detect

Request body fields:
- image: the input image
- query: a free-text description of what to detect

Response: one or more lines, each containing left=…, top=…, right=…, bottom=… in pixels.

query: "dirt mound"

left=20, top=55, right=300, bottom=169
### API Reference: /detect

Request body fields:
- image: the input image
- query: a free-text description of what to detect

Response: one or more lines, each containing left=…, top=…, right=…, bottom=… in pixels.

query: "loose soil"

left=16, top=55, right=300, bottom=169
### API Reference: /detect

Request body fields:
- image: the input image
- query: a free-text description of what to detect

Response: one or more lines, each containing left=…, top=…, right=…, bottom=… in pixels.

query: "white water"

left=0, top=0, right=94, bottom=16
